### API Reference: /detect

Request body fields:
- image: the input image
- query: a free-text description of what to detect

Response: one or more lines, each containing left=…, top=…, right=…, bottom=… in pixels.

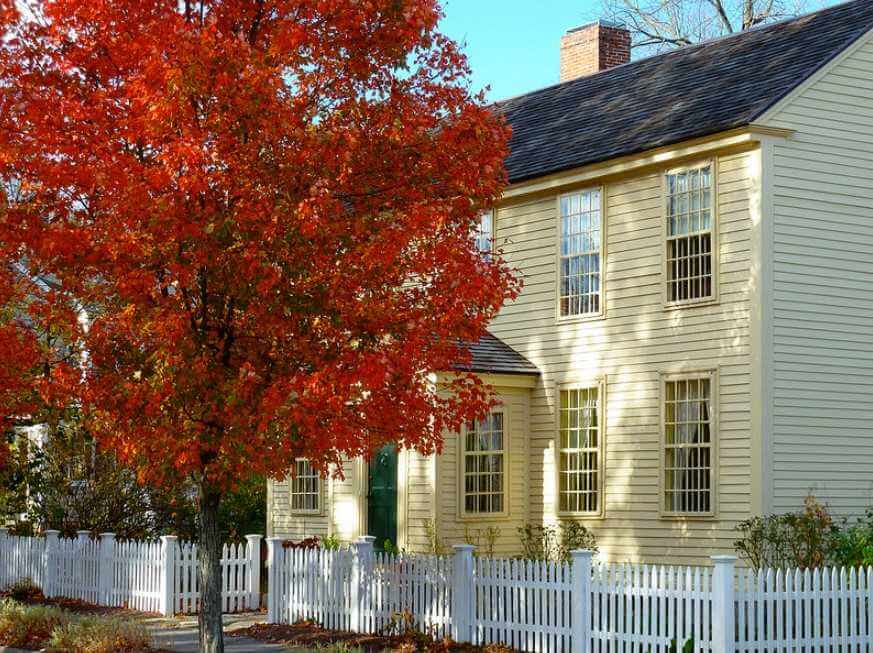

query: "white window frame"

left=476, top=210, right=494, bottom=257
left=659, top=369, right=718, bottom=518
left=458, top=409, right=509, bottom=519
left=289, top=458, right=323, bottom=516
left=662, top=161, right=719, bottom=309
left=556, top=188, right=606, bottom=322
left=556, top=379, right=606, bottom=518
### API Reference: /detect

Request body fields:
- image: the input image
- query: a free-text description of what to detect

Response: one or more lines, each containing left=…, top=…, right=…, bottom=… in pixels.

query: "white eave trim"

left=503, top=125, right=794, bottom=201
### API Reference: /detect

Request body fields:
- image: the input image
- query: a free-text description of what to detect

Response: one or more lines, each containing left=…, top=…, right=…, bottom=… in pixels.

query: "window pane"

left=475, top=211, right=493, bottom=256
left=666, top=167, right=714, bottom=303
left=462, top=411, right=505, bottom=515
left=558, top=387, right=601, bottom=513
left=560, top=190, right=602, bottom=317
left=291, top=459, right=320, bottom=513
left=664, top=377, right=713, bottom=514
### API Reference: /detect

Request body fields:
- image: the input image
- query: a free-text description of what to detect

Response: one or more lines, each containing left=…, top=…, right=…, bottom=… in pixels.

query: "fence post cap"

left=357, top=535, right=377, bottom=544
left=569, top=548, right=595, bottom=560
left=244, top=533, right=263, bottom=541
left=452, top=544, right=476, bottom=553
left=266, top=536, right=284, bottom=543
left=77, top=529, right=91, bottom=538
left=711, top=554, right=738, bottom=564
left=44, top=529, right=60, bottom=538
left=159, top=534, right=179, bottom=542
left=99, top=532, right=116, bottom=541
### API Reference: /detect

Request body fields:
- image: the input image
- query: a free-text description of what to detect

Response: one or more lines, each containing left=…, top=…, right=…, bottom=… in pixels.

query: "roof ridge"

left=495, top=0, right=868, bottom=107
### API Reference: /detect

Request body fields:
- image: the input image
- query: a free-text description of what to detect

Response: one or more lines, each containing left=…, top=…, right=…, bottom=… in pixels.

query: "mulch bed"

left=0, top=590, right=157, bottom=618
left=232, top=621, right=514, bottom=653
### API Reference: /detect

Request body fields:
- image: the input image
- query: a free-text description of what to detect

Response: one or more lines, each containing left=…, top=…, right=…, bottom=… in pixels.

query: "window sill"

left=556, top=312, right=606, bottom=326
left=663, top=297, right=719, bottom=312
left=659, top=513, right=718, bottom=521
left=556, top=511, right=605, bottom=521
left=457, top=511, right=512, bottom=523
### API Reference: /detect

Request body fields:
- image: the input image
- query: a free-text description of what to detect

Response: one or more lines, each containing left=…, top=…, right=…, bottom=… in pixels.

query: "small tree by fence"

left=267, top=537, right=873, bottom=653
left=0, top=529, right=261, bottom=616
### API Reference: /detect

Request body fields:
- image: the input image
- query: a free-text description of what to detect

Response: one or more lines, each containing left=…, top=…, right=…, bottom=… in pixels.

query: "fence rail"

left=267, top=537, right=873, bottom=653
left=0, top=529, right=261, bottom=616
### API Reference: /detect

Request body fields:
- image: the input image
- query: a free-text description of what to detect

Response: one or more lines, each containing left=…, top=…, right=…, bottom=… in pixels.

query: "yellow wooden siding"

left=763, top=33, right=873, bottom=517
left=329, top=460, right=364, bottom=541
left=488, top=151, right=757, bottom=564
left=409, top=387, right=531, bottom=556
left=402, top=449, right=437, bottom=552
left=267, top=476, right=329, bottom=540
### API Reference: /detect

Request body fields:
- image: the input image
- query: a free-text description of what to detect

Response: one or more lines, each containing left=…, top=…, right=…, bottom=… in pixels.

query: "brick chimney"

left=560, top=21, right=631, bottom=82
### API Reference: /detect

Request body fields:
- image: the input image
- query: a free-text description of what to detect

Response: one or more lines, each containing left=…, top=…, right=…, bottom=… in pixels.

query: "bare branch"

left=597, top=0, right=825, bottom=54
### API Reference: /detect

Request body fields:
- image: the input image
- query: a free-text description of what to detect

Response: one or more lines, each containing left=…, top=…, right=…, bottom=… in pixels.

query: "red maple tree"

left=0, top=1, right=515, bottom=649
left=0, top=243, right=78, bottom=459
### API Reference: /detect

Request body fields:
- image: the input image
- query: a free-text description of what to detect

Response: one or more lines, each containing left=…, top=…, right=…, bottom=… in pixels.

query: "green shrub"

left=5, top=577, right=44, bottom=603
left=423, top=519, right=447, bottom=556
left=0, top=598, right=69, bottom=649
left=48, top=615, right=152, bottom=653
left=829, top=509, right=873, bottom=569
left=734, top=495, right=846, bottom=571
left=517, top=522, right=597, bottom=563
left=464, top=526, right=501, bottom=558
left=320, top=534, right=341, bottom=551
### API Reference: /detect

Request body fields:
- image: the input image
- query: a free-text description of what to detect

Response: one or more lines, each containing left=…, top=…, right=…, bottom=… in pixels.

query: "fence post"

left=0, top=527, right=7, bottom=587
left=711, top=555, right=736, bottom=653
left=245, top=534, right=263, bottom=610
left=266, top=537, right=283, bottom=623
left=160, top=535, right=178, bottom=617
left=351, top=536, right=376, bottom=633
left=43, top=530, right=60, bottom=598
left=98, top=532, right=115, bottom=607
left=451, top=544, right=475, bottom=644
left=570, top=549, right=594, bottom=653
left=76, top=530, right=90, bottom=600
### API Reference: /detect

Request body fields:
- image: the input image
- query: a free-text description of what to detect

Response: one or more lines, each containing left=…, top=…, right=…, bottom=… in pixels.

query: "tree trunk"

left=197, top=484, right=224, bottom=653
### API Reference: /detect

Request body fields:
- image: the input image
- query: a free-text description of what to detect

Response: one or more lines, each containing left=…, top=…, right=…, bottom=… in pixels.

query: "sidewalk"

left=145, top=612, right=287, bottom=652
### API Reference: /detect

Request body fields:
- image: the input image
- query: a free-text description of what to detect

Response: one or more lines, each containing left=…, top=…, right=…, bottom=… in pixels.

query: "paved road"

left=146, top=613, right=287, bottom=652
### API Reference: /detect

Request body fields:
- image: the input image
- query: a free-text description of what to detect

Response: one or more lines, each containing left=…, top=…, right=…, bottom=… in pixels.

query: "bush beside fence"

left=266, top=536, right=873, bottom=653
left=0, top=529, right=261, bottom=616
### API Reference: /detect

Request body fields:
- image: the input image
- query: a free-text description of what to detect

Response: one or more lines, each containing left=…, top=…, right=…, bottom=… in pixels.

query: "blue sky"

left=438, top=0, right=838, bottom=102
left=439, top=0, right=604, bottom=101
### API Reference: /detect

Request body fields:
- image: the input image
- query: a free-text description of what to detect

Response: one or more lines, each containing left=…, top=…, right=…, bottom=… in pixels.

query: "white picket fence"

left=266, top=537, right=873, bottom=653
left=174, top=539, right=257, bottom=614
left=0, top=529, right=261, bottom=616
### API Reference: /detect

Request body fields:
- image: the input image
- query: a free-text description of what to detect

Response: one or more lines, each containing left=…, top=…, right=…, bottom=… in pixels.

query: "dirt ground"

left=233, top=620, right=515, bottom=653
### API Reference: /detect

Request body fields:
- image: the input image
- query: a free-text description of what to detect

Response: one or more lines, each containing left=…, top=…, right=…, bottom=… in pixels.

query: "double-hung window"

left=666, top=165, right=714, bottom=304
left=476, top=210, right=494, bottom=257
left=462, top=411, right=506, bottom=515
left=558, top=385, right=602, bottom=515
left=290, top=459, right=321, bottom=514
left=559, top=190, right=603, bottom=317
left=662, top=373, right=715, bottom=515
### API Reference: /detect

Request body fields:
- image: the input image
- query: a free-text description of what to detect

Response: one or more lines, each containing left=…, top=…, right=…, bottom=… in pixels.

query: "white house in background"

left=267, top=0, right=873, bottom=564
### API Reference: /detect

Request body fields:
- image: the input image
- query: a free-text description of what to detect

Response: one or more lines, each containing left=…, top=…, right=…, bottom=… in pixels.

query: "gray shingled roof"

left=499, top=0, right=873, bottom=184
left=455, top=332, right=539, bottom=376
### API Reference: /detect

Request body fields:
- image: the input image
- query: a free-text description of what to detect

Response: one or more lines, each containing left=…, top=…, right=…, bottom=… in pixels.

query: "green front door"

left=367, top=445, right=398, bottom=552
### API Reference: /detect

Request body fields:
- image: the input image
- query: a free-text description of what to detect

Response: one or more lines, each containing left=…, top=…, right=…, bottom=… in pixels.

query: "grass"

left=48, top=614, right=152, bottom=653
left=0, top=599, right=69, bottom=649
left=0, top=597, right=153, bottom=652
